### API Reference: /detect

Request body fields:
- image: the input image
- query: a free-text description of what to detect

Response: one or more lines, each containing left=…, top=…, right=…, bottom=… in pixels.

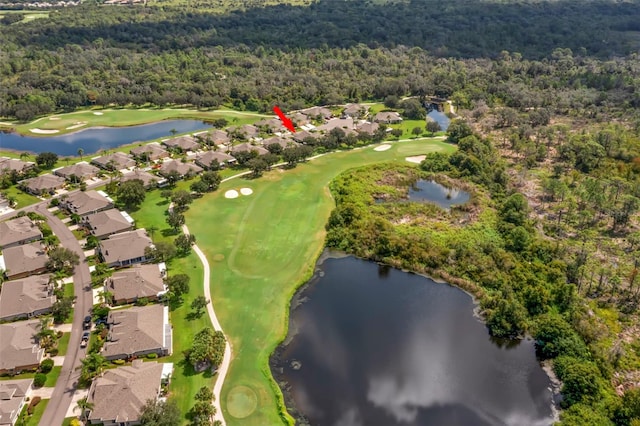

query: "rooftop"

left=98, top=229, right=153, bottom=266
left=0, top=321, right=43, bottom=372
left=103, top=304, right=170, bottom=359
left=1, top=242, right=48, bottom=279
left=0, top=274, right=55, bottom=321
left=106, top=263, right=167, bottom=303
left=0, top=216, right=42, bottom=249
left=84, top=209, right=134, bottom=239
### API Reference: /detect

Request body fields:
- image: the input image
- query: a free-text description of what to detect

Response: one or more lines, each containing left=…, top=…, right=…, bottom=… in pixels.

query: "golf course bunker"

left=373, top=144, right=392, bottom=151
left=93, top=112, right=104, bottom=115
left=49, top=117, right=60, bottom=121
left=240, top=188, right=253, bottom=196
left=406, top=155, right=426, bottom=164
left=30, top=128, right=59, bottom=134
left=225, top=190, right=239, bottom=199
left=66, top=122, right=87, bottom=130
left=227, top=386, right=258, bottom=419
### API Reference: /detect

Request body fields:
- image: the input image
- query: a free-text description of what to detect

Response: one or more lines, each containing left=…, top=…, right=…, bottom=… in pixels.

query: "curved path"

left=183, top=222, right=232, bottom=425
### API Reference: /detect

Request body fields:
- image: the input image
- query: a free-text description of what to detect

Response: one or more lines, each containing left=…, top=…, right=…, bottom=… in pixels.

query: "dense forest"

left=1, top=0, right=640, bottom=120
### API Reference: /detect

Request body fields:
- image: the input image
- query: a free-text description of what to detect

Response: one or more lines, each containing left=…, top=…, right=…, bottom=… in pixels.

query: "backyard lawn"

left=185, top=138, right=455, bottom=425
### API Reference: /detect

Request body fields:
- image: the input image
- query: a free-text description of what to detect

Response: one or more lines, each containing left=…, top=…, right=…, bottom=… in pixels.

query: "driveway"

left=36, top=204, right=93, bottom=426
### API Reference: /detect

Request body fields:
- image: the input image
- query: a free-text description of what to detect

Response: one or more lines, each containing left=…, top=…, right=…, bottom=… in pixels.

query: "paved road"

left=36, top=204, right=93, bottom=426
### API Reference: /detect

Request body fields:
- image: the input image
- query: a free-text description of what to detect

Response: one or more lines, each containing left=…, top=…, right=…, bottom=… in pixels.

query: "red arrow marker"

left=273, top=106, right=296, bottom=133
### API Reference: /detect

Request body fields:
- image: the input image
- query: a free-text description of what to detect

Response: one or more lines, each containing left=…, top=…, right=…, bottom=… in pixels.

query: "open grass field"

left=23, top=398, right=49, bottom=426
left=0, top=10, right=49, bottom=23
left=13, top=108, right=271, bottom=136
left=184, top=138, right=455, bottom=425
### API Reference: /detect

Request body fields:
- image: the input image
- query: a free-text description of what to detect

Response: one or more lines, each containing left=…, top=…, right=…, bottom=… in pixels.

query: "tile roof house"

left=0, top=379, right=33, bottom=426
left=130, top=143, right=169, bottom=162
left=91, top=152, right=136, bottom=171
left=0, top=274, right=55, bottom=321
left=0, top=217, right=42, bottom=250
left=158, top=160, right=203, bottom=178
left=231, top=143, right=269, bottom=156
left=97, top=229, right=153, bottom=268
left=102, top=304, right=172, bottom=361
left=86, top=360, right=169, bottom=426
left=83, top=209, right=134, bottom=239
left=288, top=112, right=309, bottom=126
left=205, top=129, right=231, bottom=146
left=356, top=121, right=381, bottom=135
left=373, top=111, right=403, bottom=124
left=342, top=103, right=368, bottom=118
left=19, top=174, right=65, bottom=196
left=119, top=170, right=158, bottom=189
left=227, top=125, right=259, bottom=140
left=1, top=242, right=48, bottom=280
left=316, top=117, right=355, bottom=133
left=291, top=130, right=321, bottom=143
left=105, top=263, right=167, bottom=305
left=60, top=190, right=114, bottom=217
left=300, top=106, right=332, bottom=120
left=162, top=136, right=200, bottom=153
left=0, top=321, right=44, bottom=375
left=194, top=151, right=236, bottom=170
left=254, top=118, right=285, bottom=132
left=262, top=136, right=299, bottom=150
left=53, top=162, right=100, bottom=181
left=0, top=157, right=35, bottom=175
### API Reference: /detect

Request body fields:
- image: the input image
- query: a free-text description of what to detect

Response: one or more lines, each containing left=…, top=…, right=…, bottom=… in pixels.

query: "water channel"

left=273, top=255, right=553, bottom=426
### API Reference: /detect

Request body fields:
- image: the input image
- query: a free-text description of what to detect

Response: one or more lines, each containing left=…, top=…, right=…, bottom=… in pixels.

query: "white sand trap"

left=240, top=188, right=253, bottom=196
left=66, top=122, right=87, bottom=130
left=30, top=128, right=60, bottom=134
left=49, top=117, right=60, bottom=121
left=374, top=144, right=392, bottom=152
left=93, top=112, right=104, bottom=115
left=406, top=155, right=426, bottom=164
left=225, top=190, right=239, bottom=199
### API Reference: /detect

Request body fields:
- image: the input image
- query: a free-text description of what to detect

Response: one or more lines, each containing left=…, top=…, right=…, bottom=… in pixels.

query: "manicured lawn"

left=45, top=366, right=62, bottom=387
left=23, top=398, right=49, bottom=426
left=129, top=189, right=217, bottom=423
left=185, top=139, right=455, bottom=425
left=64, top=282, right=74, bottom=298
left=2, top=185, right=40, bottom=209
left=57, top=332, right=70, bottom=356
left=14, top=108, right=271, bottom=136
left=62, top=417, right=74, bottom=426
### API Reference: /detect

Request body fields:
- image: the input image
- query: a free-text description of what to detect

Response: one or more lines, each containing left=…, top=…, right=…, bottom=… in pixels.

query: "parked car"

left=83, top=316, right=91, bottom=330
left=80, top=331, right=90, bottom=348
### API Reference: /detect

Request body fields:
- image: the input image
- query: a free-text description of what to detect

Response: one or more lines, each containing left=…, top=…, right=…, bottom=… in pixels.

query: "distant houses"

left=373, top=111, right=403, bottom=124
left=162, top=135, right=200, bottom=153
left=19, top=174, right=65, bottom=196
left=91, top=152, right=136, bottom=171
left=130, top=142, right=169, bottom=162
left=53, top=162, right=100, bottom=181
left=59, top=190, right=114, bottom=217
left=83, top=209, right=135, bottom=239
left=194, top=151, right=236, bottom=170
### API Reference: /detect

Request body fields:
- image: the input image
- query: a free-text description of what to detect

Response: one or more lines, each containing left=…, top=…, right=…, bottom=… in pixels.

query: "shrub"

left=112, top=359, right=126, bottom=365
left=40, top=359, right=54, bottom=374
left=48, top=348, right=58, bottom=357
left=554, top=356, right=603, bottom=407
left=33, top=373, right=47, bottom=388
left=27, top=396, right=41, bottom=415
left=146, top=353, right=158, bottom=359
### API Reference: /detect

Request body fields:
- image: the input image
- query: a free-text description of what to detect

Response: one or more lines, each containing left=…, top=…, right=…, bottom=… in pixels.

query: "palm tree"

left=75, top=397, right=94, bottom=421
left=77, top=148, right=84, bottom=160
left=19, top=152, right=30, bottom=161
left=80, top=353, right=108, bottom=382
left=97, top=290, right=113, bottom=305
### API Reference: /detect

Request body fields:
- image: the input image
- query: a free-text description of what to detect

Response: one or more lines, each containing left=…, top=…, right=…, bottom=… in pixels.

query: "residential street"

left=36, top=204, right=93, bottom=426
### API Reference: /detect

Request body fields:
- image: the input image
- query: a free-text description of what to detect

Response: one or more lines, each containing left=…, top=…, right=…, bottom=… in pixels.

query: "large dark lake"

left=0, top=120, right=211, bottom=156
left=273, top=255, right=553, bottom=426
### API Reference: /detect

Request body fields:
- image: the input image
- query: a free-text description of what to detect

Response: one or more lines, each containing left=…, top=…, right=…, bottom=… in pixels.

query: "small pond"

left=408, top=179, right=471, bottom=209
left=427, top=109, right=450, bottom=131
left=273, top=255, right=554, bottom=426
left=0, top=120, right=212, bottom=156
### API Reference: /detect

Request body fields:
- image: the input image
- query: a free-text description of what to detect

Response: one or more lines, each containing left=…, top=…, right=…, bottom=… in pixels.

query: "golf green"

left=185, top=139, right=455, bottom=425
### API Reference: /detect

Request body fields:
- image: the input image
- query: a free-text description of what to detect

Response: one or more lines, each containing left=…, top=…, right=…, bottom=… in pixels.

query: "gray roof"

left=2, top=242, right=48, bottom=279
left=206, top=129, right=230, bottom=145
left=130, top=143, right=168, bottom=161
left=106, top=264, right=166, bottom=302
left=119, top=170, right=158, bottom=188
left=300, top=106, right=332, bottom=119
left=84, top=209, right=133, bottom=239
left=0, top=379, right=33, bottom=426
left=356, top=121, right=380, bottom=135
left=288, top=112, right=309, bottom=125
left=158, top=160, right=203, bottom=177
left=373, top=111, right=403, bottom=122
left=255, top=118, right=285, bottom=131
left=91, top=152, right=136, bottom=170
left=53, top=162, right=100, bottom=179
left=103, top=304, right=169, bottom=359
left=62, top=190, right=113, bottom=216
left=0, top=274, right=55, bottom=321
left=194, top=151, right=236, bottom=168
left=99, top=229, right=153, bottom=266
left=227, top=124, right=258, bottom=138
left=262, top=137, right=299, bottom=149
left=162, top=136, right=200, bottom=152
left=0, top=321, right=43, bottom=372
left=231, top=143, right=269, bottom=156
left=20, top=174, right=65, bottom=193
left=343, top=103, right=368, bottom=116
left=292, top=130, right=321, bottom=143
left=87, top=360, right=164, bottom=424
left=0, top=217, right=42, bottom=249
left=316, top=117, right=355, bottom=132
left=0, top=157, right=35, bottom=174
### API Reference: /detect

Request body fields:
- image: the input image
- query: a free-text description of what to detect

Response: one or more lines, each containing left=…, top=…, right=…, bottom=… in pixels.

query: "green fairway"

left=14, top=108, right=271, bottom=136
left=185, top=139, right=455, bottom=425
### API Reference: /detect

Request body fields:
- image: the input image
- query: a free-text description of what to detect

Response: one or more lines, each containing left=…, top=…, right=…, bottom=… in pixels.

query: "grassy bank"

left=11, top=108, right=271, bottom=136
left=185, top=139, right=454, bottom=425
